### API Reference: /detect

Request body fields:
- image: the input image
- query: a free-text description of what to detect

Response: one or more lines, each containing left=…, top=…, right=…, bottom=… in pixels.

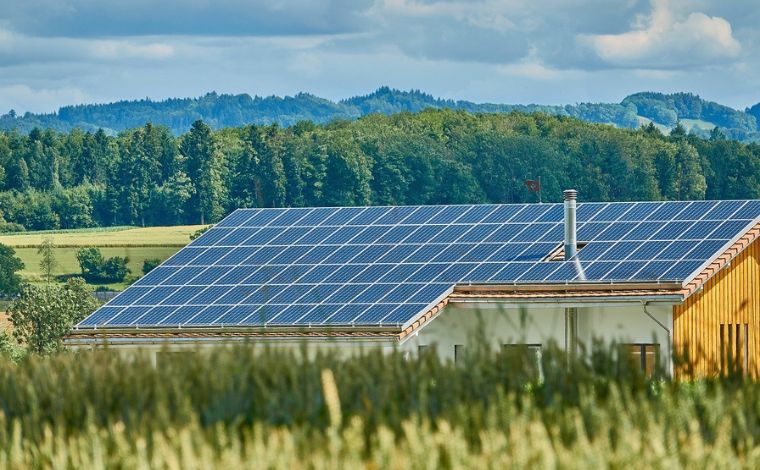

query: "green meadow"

left=0, top=225, right=202, bottom=290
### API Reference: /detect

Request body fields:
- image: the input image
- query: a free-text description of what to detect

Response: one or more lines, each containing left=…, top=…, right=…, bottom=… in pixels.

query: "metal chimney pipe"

left=563, top=189, right=579, bottom=361
left=563, top=189, right=578, bottom=261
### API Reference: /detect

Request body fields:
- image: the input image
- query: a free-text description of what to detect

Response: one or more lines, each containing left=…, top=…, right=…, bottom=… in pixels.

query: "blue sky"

left=0, top=0, right=758, bottom=113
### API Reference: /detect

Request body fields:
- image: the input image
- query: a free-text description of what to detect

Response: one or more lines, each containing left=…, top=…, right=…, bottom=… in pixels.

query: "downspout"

left=641, top=300, right=673, bottom=377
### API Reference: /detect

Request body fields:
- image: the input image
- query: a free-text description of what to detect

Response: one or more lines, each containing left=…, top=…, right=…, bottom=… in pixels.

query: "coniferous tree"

left=255, top=125, right=287, bottom=207
left=117, top=126, right=160, bottom=226
left=181, top=120, right=225, bottom=224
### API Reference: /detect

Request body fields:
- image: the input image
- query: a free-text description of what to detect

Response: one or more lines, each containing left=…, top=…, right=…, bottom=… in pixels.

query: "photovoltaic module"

left=76, top=200, right=760, bottom=330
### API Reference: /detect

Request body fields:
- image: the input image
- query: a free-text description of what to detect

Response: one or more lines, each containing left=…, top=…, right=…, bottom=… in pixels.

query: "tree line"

left=1, top=110, right=759, bottom=231
left=3, top=88, right=759, bottom=141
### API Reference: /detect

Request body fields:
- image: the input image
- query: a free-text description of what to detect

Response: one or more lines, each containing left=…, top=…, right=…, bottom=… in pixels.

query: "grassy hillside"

left=0, top=225, right=201, bottom=289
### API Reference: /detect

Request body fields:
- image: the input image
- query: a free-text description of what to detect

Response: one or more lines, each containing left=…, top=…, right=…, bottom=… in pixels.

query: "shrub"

left=75, top=247, right=131, bottom=283
left=102, top=256, right=130, bottom=281
left=8, top=277, right=98, bottom=354
left=0, top=243, right=24, bottom=298
left=0, top=221, right=25, bottom=233
left=142, top=258, right=161, bottom=275
left=190, top=225, right=212, bottom=240
left=75, top=247, right=104, bottom=279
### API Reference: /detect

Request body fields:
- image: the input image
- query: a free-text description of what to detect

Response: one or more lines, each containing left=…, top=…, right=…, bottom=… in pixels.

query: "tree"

left=254, top=125, right=287, bottom=207
left=149, top=170, right=193, bottom=225
left=143, top=258, right=161, bottom=275
left=321, top=133, right=372, bottom=206
left=673, top=141, right=707, bottom=200
left=181, top=120, right=225, bottom=224
left=76, top=247, right=105, bottom=279
left=6, top=156, right=30, bottom=191
left=52, top=185, right=95, bottom=229
left=229, top=126, right=260, bottom=208
left=8, top=278, right=98, bottom=355
left=75, top=247, right=130, bottom=283
left=116, top=125, right=161, bottom=226
left=0, top=244, right=24, bottom=298
left=37, top=237, right=57, bottom=284
left=101, top=256, right=130, bottom=282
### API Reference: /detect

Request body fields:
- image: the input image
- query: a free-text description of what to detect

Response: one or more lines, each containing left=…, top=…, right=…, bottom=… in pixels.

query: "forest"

left=1, top=109, right=759, bottom=232
left=2, top=88, right=759, bottom=142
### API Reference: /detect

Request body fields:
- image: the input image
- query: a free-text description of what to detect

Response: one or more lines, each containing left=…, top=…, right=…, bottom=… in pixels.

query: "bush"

left=0, top=221, right=25, bottom=233
left=142, top=258, right=161, bottom=275
left=75, top=247, right=130, bottom=283
left=190, top=225, right=212, bottom=240
left=0, top=243, right=24, bottom=298
left=102, top=256, right=130, bottom=281
left=75, top=247, right=104, bottom=279
left=8, top=278, right=98, bottom=354
left=0, top=332, right=25, bottom=362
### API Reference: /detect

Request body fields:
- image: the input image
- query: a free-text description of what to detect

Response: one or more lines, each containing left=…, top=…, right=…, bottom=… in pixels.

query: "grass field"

left=0, top=225, right=203, bottom=248
left=0, top=225, right=204, bottom=290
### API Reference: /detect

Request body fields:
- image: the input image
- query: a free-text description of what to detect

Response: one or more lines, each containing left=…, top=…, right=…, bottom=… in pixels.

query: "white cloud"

left=88, top=41, right=175, bottom=60
left=497, top=54, right=570, bottom=81
left=0, top=28, right=176, bottom=66
left=0, top=0, right=759, bottom=115
left=0, top=84, right=90, bottom=114
left=579, top=0, right=741, bottom=68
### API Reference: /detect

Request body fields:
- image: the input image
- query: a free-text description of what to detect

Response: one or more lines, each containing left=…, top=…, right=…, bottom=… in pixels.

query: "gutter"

left=64, top=335, right=400, bottom=347
left=641, top=300, right=673, bottom=376
left=449, top=295, right=683, bottom=305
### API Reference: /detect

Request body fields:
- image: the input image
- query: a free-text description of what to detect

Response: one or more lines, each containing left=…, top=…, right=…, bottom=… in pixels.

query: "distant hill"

left=1, top=87, right=758, bottom=141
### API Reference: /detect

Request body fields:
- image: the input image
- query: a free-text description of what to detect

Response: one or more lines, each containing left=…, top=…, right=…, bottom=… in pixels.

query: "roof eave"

left=452, top=281, right=683, bottom=293
left=681, top=220, right=760, bottom=298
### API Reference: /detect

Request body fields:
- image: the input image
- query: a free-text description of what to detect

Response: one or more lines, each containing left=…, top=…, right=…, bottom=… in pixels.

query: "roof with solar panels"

left=67, top=198, right=760, bottom=343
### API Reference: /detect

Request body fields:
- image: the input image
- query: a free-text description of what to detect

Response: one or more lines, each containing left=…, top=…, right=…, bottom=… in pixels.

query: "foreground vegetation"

left=2, top=109, right=760, bottom=232
left=0, top=344, right=758, bottom=467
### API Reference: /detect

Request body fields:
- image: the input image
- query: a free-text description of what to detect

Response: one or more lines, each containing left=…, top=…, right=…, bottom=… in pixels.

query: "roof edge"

left=66, top=324, right=401, bottom=340
left=64, top=329, right=401, bottom=343
left=453, top=281, right=683, bottom=293
left=681, top=221, right=760, bottom=299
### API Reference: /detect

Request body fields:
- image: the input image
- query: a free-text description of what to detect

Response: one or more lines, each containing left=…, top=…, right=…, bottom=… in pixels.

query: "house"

left=66, top=192, right=760, bottom=377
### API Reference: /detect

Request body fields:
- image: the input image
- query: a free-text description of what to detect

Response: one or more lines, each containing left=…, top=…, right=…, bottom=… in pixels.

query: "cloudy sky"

left=0, top=0, right=758, bottom=114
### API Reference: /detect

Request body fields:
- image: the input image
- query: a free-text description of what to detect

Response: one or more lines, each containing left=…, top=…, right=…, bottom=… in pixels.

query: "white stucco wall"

left=68, top=301, right=675, bottom=372
left=400, top=301, right=674, bottom=371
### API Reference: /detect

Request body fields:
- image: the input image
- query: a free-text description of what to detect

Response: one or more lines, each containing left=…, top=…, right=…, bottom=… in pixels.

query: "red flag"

left=524, top=179, right=541, bottom=193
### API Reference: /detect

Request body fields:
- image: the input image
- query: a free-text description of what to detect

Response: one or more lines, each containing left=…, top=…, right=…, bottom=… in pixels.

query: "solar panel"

left=77, top=200, right=760, bottom=331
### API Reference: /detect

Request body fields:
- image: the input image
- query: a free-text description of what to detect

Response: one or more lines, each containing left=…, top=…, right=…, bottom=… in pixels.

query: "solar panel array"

left=77, top=200, right=760, bottom=330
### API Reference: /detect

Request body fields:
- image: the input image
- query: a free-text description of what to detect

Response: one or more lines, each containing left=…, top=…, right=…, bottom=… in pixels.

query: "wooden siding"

left=673, top=237, right=760, bottom=378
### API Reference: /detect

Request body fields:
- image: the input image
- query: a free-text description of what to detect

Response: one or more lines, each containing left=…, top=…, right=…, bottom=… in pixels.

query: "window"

left=454, top=344, right=466, bottom=365
left=502, top=344, right=542, bottom=379
left=720, top=323, right=749, bottom=375
left=623, top=344, right=660, bottom=377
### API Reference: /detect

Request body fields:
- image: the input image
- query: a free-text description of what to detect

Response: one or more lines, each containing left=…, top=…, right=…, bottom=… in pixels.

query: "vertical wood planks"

left=673, top=237, right=760, bottom=378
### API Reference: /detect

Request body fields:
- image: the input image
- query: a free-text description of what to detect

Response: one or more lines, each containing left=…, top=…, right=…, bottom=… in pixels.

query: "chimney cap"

left=563, top=189, right=578, bottom=201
